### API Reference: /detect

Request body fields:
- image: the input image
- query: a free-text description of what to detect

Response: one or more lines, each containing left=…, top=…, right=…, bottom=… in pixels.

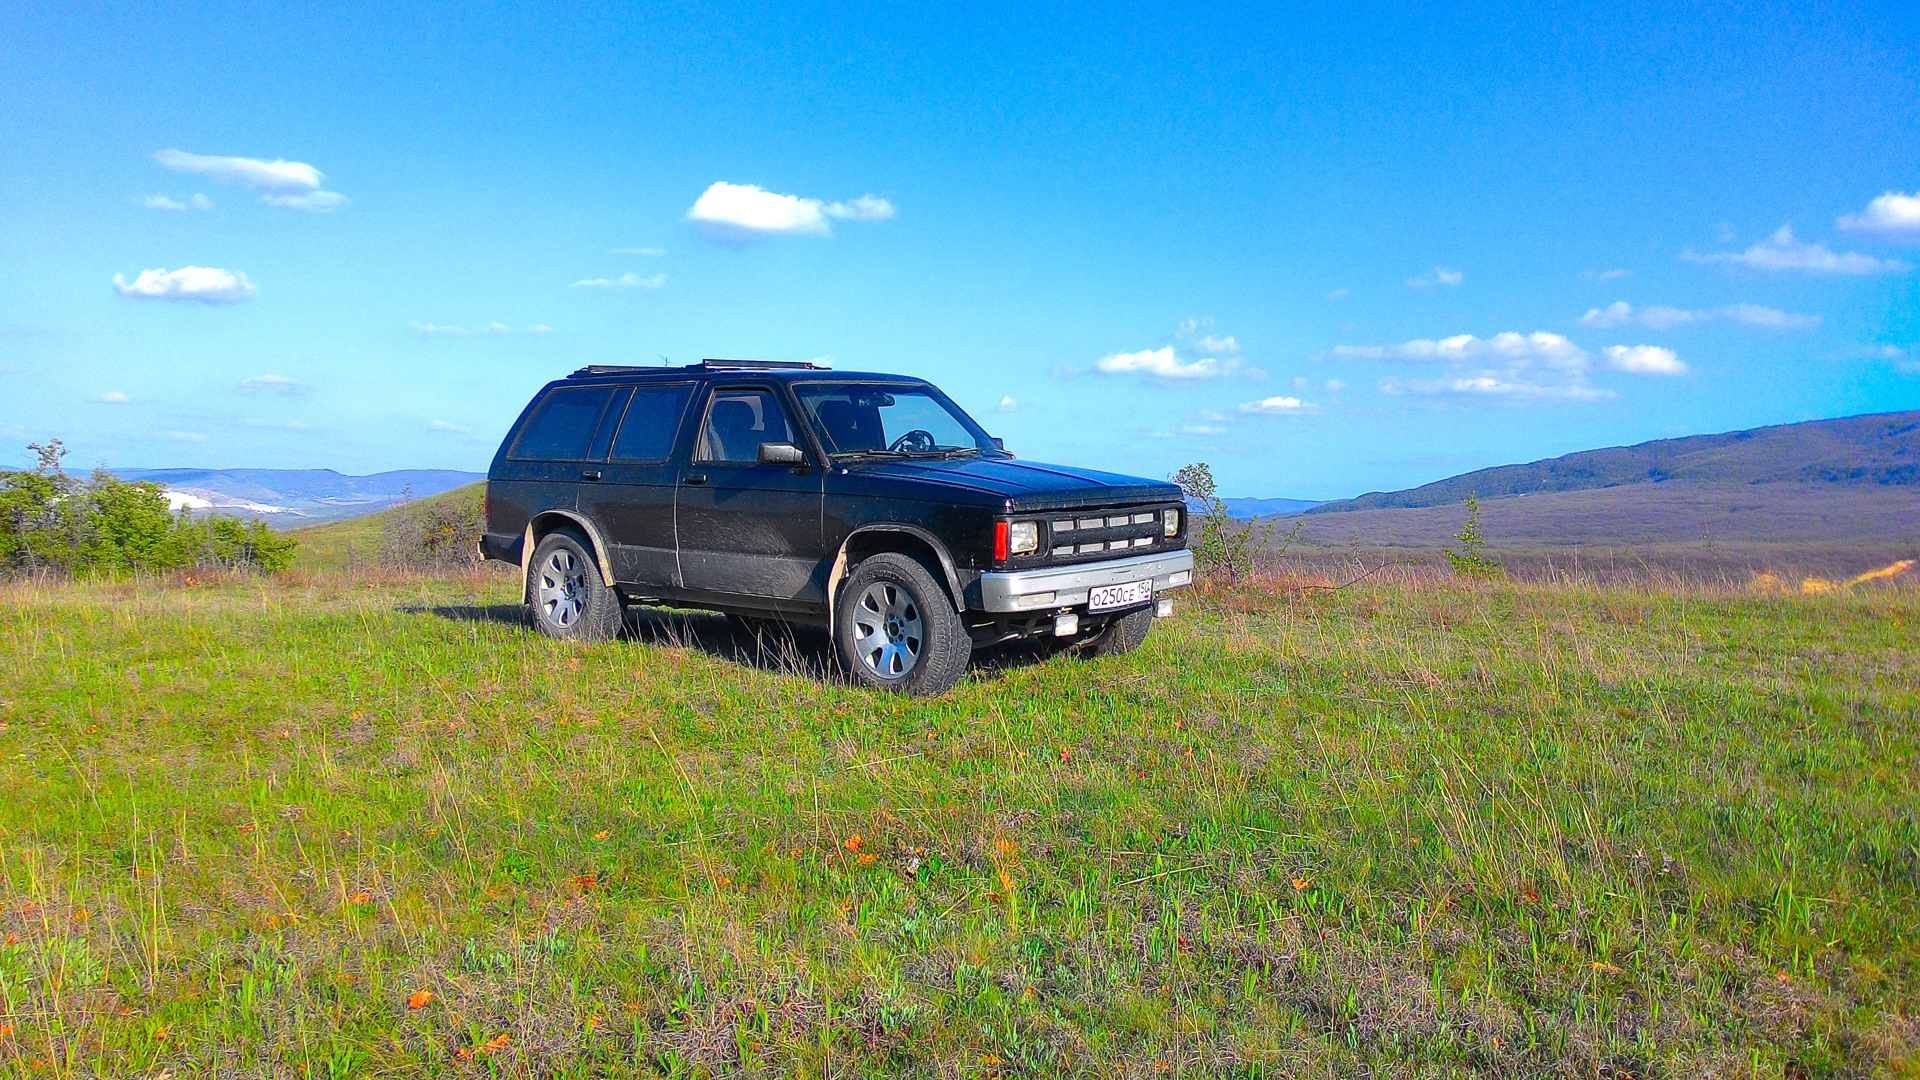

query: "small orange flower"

left=1058, top=747, right=1071, bottom=762
left=152, top=1025, right=170, bottom=1042
left=1592, top=961, right=1621, bottom=974
left=1520, top=890, right=1539, bottom=903
left=408, top=989, right=434, bottom=1009
left=347, top=891, right=372, bottom=904
left=842, top=834, right=863, bottom=851
left=573, top=874, right=598, bottom=890
left=621, top=1000, right=644, bottom=1014
left=482, top=1033, right=511, bottom=1053
left=856, top=854, right=876, bottom=866
left=1775, top=971, right=1791, bottom=983
left=586, top=1015, right=603, bottom=1031
left=1291, top=878, right=1309, bottom=890
left=4, top=934, right=16, bottom=945
left=1173, top=719, right=1185, bottom=730
left=455, top=1047, right=473, bottom=1060
left=593, top=830, right=609, bottom=840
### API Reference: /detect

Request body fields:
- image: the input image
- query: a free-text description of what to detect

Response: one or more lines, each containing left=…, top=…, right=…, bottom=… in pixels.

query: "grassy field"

left=0, top=570, right=1915, bottom=1077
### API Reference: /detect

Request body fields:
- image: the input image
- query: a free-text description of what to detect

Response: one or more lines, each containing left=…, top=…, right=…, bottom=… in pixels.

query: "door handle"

left=581, top=469, right=603, bottom=481
left=684, top=472, right=708, bottom=485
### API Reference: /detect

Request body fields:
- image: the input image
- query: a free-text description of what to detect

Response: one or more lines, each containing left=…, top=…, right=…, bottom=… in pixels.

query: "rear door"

left=497, top=384, right=620, bottom=537
left=674, top=384, right=826, bottom=604
left=578, top=381, right=696, bottom=589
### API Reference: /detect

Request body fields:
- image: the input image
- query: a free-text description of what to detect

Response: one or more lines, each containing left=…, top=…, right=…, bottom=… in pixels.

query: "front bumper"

left=976, top=549, right=1194, bottom=613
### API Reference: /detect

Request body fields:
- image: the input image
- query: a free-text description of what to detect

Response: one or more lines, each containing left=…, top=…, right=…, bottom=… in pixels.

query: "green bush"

left=0, top=440, right=297, bottom=577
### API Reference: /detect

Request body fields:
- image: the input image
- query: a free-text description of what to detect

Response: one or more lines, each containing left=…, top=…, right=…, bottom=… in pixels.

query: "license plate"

left=1088, top=579, right=1153, bottom=612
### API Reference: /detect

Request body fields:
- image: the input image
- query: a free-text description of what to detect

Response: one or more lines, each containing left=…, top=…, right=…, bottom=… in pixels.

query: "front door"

left=674, top=385, right=825, bottom=604
left=578, top=382, right=695, bottom=590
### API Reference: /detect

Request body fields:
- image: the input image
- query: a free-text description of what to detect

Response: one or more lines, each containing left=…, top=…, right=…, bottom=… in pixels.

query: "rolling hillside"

left=284, top=481, right=486, bottom=572
left=115, top=467, right=484, bottom=525
left=1308, top=410, right=1919, bottom=514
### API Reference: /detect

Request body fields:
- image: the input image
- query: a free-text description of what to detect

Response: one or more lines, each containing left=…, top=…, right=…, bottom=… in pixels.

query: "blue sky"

left=2, top=1, right=1916, bottom=499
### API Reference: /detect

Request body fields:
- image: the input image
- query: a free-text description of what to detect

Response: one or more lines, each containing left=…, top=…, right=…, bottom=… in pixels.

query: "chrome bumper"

left=977, top=549, right=1195, bottom=613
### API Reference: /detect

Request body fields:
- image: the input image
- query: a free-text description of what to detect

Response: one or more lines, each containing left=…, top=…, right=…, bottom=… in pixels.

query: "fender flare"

left=825, top=524, right=966, bottom=639
left=524, top=510, right=617, bottom=592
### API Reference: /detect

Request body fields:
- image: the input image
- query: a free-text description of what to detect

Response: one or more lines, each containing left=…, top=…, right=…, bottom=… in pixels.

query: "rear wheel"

left=525, top=530, right=623, bottom=642
left=834, top=553, right=970, bottom=696
left=1083, top=606, right=1154, bottom=658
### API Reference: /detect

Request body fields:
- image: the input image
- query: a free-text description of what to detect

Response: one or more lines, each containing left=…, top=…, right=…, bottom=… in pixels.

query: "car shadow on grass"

left=405, top=603, right=1061, bottom=685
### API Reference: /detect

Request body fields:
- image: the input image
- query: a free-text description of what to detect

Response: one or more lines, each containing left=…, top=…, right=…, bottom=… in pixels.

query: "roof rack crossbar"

left=566, top=358, right=829, bottom=379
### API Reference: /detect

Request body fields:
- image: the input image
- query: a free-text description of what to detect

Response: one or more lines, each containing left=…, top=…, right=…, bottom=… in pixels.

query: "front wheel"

left=1083, top=606, right=1154, bottom=658
left=525, top=530, right=623, bottom=642
left=834, top=553, right=971, bottom=696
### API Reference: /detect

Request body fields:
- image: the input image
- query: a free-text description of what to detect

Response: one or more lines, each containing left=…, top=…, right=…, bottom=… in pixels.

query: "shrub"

left=380, top=488, right=484, bottom=571
left=0, top=439, right=297, bottom=577
left=1445, top=493, right=1503, bottom=578
left=1172, top=462, right=1291, bottom=583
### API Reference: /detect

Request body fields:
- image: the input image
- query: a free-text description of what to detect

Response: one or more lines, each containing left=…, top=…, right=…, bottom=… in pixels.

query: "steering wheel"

left=889, top=429, right=938, bottom=453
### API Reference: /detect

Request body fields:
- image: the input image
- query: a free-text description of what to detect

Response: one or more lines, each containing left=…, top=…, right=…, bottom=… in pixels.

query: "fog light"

left=1169, top=570, right=1192, bottom=587
left=1155, top=597, right=1174, bottom=618
left=1013, top=591, right=1056, bottom=609
left=1053, top=612, right=1079, bottom=637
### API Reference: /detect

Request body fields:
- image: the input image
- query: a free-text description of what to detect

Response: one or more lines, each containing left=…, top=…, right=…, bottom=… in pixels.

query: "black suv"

left=481, top=360, right=1193, bottom=696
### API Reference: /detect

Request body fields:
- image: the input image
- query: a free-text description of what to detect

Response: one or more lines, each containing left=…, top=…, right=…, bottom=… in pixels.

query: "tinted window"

left=695, top=389, right=797, bottom=464
left=794, top=383, right=990, bottom=456
left=509, top=387, right=614, bottom=460
left=610, top=384, right=694, bottom=462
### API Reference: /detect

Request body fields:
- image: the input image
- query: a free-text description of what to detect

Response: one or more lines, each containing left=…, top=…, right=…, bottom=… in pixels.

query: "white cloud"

left=1095, top=347, right=1240, bottom=380
left=1330, top=331, right=1587, bottom=367
left=238, top=375, right=311, bottom=395
left=686, top=182, right=895, bottom=242
left=258, top=190, right=346, bottom=212
left=1178, top=425, right=1228, bottom=435
left=165, top=430, right=207, bottom=443
left=1324, top=379, right=1348, bottom=392
left=1578, top=301, right=1819, bottom=331
left=1238, top=395, right=1317, bottom=416
left=688, top=182, right=829, bottom=241
left=1603, top=345, right=1687, bottom=375
left=143, top=193, right=213, bottom=212
left=1684, top=225, right=1908, bottom=274
left=609, top=247, right=666, bottom=256
left=1837, top=191, right=1920, bottom=240
left=525, top=324, right=552, bottom=334
left=1178, top=317, right=1240, bottom=355
left=153, top=148, right=345, bottom=212
left=1335, top=331, right=1611, bottom=402
left=427, top=419, right=469, bottom=433
left=1582, top=268, right=1632, bottom=282
left=995, top=396, right=1019, bottom=412
left=93, top=391, right=130, bottom=403
left=112, top=266, right=256, bottom=304
left=571, top=272, right=666, bottom=289
left=483, top=322, right=512, bottom=335
left=1406, top=266, right=1464, bottom=289
left=824, top=194, right=896, bottom=221
left=1325, top=288, right=1350, bottom=300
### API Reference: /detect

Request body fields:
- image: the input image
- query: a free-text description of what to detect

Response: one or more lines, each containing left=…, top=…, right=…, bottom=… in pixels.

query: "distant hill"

left=284, top=481, right=487, bottom=572
left=1221, top=497, right=1322, bottom=518
left=112, top=468, right=484, bottom=525
left=1308, top=411, right=1919, bottom=514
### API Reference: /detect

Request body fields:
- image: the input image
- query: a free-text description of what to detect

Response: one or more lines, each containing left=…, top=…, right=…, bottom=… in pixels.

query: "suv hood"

left=843, top=456, right=1180, bottom=511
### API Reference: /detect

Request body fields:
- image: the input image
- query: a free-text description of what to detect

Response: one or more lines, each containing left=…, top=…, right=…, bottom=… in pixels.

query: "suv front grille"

left=1045, top=506, right=1164, bottom=560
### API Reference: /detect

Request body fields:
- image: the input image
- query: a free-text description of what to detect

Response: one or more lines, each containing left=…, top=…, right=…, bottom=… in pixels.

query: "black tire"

left=1084, top=606, right=1154, bottom=658
left=834, top=553, right=970, bottom=696
left=525, top=529, right=623, bottom=643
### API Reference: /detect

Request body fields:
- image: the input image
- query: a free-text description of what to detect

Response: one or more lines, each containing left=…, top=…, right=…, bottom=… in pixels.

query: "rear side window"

left=509, top=387, right=615, bottom=461
left=609, top=384, right=695, bottom=462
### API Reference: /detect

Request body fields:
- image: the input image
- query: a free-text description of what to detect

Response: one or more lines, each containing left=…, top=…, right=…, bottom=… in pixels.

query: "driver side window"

left=695, top=388, right=797, bottom=464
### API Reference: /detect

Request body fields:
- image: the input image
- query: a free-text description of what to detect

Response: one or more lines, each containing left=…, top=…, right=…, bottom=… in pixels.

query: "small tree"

left=1172, top=462, right=1279, bottom=583
left=1445, top=493, right=1503, bottom=578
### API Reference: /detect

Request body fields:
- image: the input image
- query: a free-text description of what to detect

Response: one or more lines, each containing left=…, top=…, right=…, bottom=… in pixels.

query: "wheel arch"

left=524, top=510, right=616, bottom=591
left=826, top=525, right=965, bottom=638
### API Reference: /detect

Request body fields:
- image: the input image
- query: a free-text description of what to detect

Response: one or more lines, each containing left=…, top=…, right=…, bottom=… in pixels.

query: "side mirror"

left=757, top=441, right=806, bottom=466
left=991, top=437, right=1006, bottom=451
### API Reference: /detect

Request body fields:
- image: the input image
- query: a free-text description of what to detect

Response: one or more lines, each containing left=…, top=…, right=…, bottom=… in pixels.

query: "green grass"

left=1, top=572, right=1915, bottom=1077
left=284, top=482, right=486, bottom=573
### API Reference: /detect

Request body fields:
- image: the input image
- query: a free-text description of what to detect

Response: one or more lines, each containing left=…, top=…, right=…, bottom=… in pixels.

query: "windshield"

left=793, top=383, right=995, bottom=457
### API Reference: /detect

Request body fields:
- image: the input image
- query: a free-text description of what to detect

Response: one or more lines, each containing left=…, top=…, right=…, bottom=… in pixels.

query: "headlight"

left=1162, top=508, right=1180, bottom=537
left=1008, top=520, right=1039, bottom=556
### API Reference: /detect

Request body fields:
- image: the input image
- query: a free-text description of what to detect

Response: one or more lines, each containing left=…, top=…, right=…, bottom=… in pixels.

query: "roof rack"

left=567, top=358, right=829, bottom=379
